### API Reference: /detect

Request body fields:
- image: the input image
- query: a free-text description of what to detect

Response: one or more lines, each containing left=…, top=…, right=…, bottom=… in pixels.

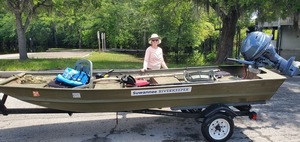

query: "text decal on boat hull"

left=131, top=87, right=192, bottom=96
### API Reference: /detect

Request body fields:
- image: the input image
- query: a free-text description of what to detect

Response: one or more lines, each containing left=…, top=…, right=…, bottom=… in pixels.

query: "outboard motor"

left=227, top=31, right=299, bottom=76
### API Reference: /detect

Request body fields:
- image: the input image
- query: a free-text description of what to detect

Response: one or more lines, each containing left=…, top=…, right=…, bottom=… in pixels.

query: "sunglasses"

left=151, top=39, right=159, bottom=42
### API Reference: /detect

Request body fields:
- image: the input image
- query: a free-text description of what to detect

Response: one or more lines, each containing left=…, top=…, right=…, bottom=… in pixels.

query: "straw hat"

left=148, top=33, right=161, bottom=44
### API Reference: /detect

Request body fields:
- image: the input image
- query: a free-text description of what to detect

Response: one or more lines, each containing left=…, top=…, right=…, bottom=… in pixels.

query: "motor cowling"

left=241, top=31, right=272, bottom=61
left=240, top=31, right=299, bottom=76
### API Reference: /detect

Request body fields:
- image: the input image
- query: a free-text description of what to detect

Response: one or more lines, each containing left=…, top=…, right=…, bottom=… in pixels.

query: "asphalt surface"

left=0, top=52, right=300, bottom=142
left=0, top=51, right=91, bottom=59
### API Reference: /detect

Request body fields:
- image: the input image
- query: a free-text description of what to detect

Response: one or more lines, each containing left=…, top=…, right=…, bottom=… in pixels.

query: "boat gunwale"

left=0, top=66, right=286, bottom=91
left=0, top=77, right=285, bottom=90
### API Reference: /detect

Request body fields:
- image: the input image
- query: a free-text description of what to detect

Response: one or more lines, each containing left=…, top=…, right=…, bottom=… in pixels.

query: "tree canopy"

left=0, top=0, right=299, bottom=64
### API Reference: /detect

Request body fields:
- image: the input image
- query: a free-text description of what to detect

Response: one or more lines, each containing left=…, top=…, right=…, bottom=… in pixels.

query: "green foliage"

left=1, top=0, right=299, bottom=63
left=145, top=0, right=216, bottom=48
left=206, top=51, right=217, bottom=63
left=0, top=12, right=15, bottom=38
left=0, top=11, right=16, bottom=53
left=27, top=20, right=52, bottom=51
left=256, top=0, right=300, bottom=22
left=142, top=0, right=217, bottom=65
left=187, top=50, right=206, bottom=65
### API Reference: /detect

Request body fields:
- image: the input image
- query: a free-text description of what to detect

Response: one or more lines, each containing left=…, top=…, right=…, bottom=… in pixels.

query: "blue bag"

left=56, top=67, right=90, bottom=87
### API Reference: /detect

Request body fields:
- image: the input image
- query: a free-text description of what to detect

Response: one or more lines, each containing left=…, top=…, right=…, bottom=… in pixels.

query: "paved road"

left=0, top=52, right=91, bottom=59
left=0, top=76, right=300, bottom=142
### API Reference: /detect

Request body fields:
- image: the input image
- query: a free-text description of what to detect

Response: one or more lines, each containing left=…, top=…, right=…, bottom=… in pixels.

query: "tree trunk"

left=143, top=31, right=146, bottom=48
left=53, top=23, right=58, bottom=48
left=215, top=10, right=238, bottom=64
left=15, top=12, right=28, bottom=60
left=175, top=25, right=182, bottom=64
left=78, top=29, right=82, bottom=49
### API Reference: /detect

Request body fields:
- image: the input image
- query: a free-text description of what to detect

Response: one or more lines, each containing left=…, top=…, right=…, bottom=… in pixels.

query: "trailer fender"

left=202, top=104, right=237, bottom=118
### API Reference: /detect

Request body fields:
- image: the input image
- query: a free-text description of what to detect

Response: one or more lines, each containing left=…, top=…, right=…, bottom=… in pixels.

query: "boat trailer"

left=1, top=93, right=258, bottom=142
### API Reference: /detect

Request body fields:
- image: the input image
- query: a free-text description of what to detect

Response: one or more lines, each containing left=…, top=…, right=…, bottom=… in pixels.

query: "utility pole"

left=101, top=33, right=104, bottom=52
left=97, top=31, right=101, bottom=52
left=103, top=33, right=106, bottom=51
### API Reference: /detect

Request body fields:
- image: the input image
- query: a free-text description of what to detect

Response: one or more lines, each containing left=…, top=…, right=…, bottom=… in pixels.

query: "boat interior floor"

left=4, top=70, right=246, bottom=89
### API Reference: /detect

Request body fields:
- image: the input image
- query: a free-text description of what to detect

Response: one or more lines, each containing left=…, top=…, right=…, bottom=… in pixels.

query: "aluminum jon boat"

left=0, top=59, right=285, bottom=113
left=0, top=59, right=286, bottom=142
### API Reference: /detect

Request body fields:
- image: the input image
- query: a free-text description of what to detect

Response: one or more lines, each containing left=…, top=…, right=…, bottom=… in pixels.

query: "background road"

left=0, top=52, right=300, bottom=141
left=0, top=51, right=91, bottom=59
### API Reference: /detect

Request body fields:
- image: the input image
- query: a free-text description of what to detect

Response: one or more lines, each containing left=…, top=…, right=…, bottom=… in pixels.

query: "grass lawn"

left=0, top=51, right=196, bottom=71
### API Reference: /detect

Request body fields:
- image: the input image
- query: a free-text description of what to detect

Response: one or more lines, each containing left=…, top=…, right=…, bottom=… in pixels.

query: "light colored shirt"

left=143, top=46, right=168, bottom=70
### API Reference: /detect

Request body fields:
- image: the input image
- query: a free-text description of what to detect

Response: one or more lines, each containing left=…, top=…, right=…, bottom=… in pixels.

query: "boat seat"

left=73, top=59, right=94, bottom=88
left=183, top=70, right=214, bottom=82
left=184, top=70, right=237, bottom=82
left=150, top=77, right=180, bottom=84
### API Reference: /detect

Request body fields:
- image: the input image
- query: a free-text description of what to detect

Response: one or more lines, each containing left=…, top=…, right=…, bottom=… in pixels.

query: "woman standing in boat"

left=141, top=33, right=168, bottom=72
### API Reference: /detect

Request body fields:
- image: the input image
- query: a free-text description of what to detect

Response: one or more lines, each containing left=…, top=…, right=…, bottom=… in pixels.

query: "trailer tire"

left=201, top=113, right=234, bottom=142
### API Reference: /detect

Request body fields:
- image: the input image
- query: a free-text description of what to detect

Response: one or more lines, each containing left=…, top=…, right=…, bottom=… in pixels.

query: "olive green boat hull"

left=0, top=66, right=286, bottom=112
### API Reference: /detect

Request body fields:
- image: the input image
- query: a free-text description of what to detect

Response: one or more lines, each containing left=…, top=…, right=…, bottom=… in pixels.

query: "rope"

left=16, top=75, right=48, bottom=84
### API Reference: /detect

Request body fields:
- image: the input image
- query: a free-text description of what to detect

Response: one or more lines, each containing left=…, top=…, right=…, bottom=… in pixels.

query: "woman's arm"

left=161, top=60, right=168, bottom=69
left=161, top=50, right=168, bottom=69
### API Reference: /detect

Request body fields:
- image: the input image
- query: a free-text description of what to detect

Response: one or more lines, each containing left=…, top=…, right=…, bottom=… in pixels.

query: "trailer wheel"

left=201, top=114, right=234, bottom=142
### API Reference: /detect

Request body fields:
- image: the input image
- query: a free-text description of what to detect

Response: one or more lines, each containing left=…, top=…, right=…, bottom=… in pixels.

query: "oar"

left=0, top=73, right=26, bottom=85
left=93, top=72, right=183, bottom=83
left=93, top=69, right=220, bottom=83
left=134, top=72, right=183, bottom=78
